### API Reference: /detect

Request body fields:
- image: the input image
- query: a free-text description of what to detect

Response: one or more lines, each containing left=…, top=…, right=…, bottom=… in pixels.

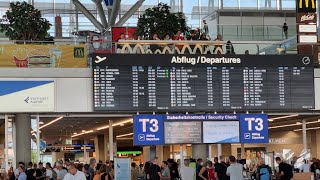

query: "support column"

left=208, top=145, right=212, bottom=160
left=84, top=139, right=90, bottom=163
left=217, top=144, right=222, bottom=159
left=109, top=120, right=114, bottom=161
left=241, top=143, right=245, bottom=159
left=156, top=146, right=164, bottom=161
left=104, top=132, right=110, bottom=161
left=192, top=144, right=208, bottom=161
left=302, top=119, right=307, bottom=150
left=16, top=114, right=31, bottom=163
left=94, top=135, right=105, bottom=162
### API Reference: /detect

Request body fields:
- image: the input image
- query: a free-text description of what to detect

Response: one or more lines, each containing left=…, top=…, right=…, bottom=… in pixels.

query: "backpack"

left=50, top=169, right=58, bottom=180
left=259, top=166, right=270, bottom=180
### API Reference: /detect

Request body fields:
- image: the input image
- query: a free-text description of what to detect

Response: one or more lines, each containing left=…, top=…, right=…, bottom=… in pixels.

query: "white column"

left=36, top=114, right=40, bottom=163
left=302, top=119, right=307, bottom=150
left=109, top=120, right=114, bottom=161
left=218, top=144, right=222, bottom=159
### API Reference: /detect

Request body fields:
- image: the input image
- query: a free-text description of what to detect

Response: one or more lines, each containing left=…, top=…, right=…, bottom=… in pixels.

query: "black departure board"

left=92, top=54, right=315, bottom=112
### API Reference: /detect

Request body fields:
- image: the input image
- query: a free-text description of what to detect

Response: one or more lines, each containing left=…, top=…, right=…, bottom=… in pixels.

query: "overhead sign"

left=240, top=114, right=268, bottom=143
left=93, top=54, right=315, bottom=112
left=133, top=115, right=164, bottom=146
left=203, top=121, right=240, bottom=143
left=298, top=35, right=318, bottom=43
left=0, top=81, right=55, bottom=112
left=296, top=0, right=316, bottom=13
left=134, top=114, right=268, bottom=145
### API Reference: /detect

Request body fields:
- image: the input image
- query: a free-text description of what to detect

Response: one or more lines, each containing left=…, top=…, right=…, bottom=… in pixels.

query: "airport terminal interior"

left=0, top=0, right=320, bottom=180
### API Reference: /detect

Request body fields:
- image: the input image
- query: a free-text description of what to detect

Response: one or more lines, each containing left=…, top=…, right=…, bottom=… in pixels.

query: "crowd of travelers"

left=9, top=158, right=114, bottom=180
left=117, top=20, right=239, bottom=55
left=10, top=155, right=320, bottom=180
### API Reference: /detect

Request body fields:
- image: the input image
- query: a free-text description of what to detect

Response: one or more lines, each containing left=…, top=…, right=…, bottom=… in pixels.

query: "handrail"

left=117, top=40, right=282, bottom=45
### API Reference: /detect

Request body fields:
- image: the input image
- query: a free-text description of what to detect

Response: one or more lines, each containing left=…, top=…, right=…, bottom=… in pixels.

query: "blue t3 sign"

left=134, top=115, right=164, bottom=146
left=240, top=114, right=268, bottom=143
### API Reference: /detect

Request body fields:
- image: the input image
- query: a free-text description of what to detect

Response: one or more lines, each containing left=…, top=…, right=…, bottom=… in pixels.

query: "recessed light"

left=39, top=121, right=44, bottom=125
left=95, top=122, right=99, bottom=124
left=82, top=130, right=86, bottom=133
left=296, top=122, right=302, bottom=125
left=120, top=124, right=124, bottom=126
left=73, top=132, right=78, bottom=135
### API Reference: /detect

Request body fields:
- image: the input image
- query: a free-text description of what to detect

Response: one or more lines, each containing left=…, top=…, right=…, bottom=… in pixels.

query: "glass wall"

left=0, top=0, right=296, bottom=37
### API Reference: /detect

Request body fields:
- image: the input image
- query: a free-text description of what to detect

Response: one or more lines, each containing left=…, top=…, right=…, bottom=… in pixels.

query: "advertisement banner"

left=240, top=114, right=268, bottom=143
left=0, top=81, right=55, bottom=112
left=133, top=115, right=164, bottom=146
left=0, top=44, right=87, bottom=68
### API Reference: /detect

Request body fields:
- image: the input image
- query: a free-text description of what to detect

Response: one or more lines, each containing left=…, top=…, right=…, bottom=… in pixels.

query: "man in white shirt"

left=14, top=162, right=25, bottom=179
left=63, top=164, right=86, bottom=180
left=54, top=161, right=68, bottom=180
left=227, top=156, right=244, bottom=180
left=180, top=159, right=195, bottom=180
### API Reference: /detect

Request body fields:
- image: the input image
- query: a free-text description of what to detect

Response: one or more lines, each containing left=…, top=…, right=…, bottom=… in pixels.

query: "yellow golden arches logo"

left=299, top=0, right=315, bottom=9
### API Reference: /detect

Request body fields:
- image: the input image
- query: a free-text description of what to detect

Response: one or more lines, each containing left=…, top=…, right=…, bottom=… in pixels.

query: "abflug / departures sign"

left=93, top=54, right=314, bottom=112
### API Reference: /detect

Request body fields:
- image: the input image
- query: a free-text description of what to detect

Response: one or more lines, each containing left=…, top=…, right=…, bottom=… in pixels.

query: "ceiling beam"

left=109, top=0, right=121, bottom=27
left=114, top=0, right=145, bottom=27
left=93, top=0, right=108, bottom=28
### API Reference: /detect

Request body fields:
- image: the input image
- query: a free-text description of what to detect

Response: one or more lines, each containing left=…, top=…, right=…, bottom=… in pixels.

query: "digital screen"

left=164, top=121, right=202, bottom=144
left=203, top=121, right=240, bottom=143
left=93, top=54, right=314, bottom=112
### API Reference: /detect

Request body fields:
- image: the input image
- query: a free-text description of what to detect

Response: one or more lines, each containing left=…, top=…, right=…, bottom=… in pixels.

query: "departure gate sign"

left=93, top=54, right=314, bottom=112
left=133, top=114, right=268, bottom=146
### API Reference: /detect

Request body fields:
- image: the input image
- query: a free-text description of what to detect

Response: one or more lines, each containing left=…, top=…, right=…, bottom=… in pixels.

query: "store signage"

left=0, top=81, right=55, bottom=112
left=239, top=114, right=268, bottom=143
left=134, top=114, right=268, bottom=145
left=133, top=115, right=164, bottom=146
left=296, top=0, right=316, bottom=13
left=298, top=24, right=317, bottom=33
left=297, top=13, right=317, bottom=23
left=298, top=35, right=318, bottom=43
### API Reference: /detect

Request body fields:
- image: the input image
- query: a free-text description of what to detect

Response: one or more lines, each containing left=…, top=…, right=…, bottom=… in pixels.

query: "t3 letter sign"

left=240, top=114, right=268, bottom=143
left=134, top=115, right=164, bottom=146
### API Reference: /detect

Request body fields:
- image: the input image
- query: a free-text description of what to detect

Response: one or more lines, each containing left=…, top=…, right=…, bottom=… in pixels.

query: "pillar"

left=104, top=133, right=110, bottom=161
left=94, top=135, right=105, bottom=162
left=192, top=144, right=208, bottom=161
left=84, top=139, right=90, bottom=163
left=241, top=143, right=245, bottom=159
left=16, top=114, right=31, bottom=163
left=156, top=146, right=164, bottom=161
left=143, top=146, right=156, bottom=163
left=302, top=119, right=307, bottom=150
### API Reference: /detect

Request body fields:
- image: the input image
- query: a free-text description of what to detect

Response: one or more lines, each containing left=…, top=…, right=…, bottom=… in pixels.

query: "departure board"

left=92, top=54, right=314, bottom=112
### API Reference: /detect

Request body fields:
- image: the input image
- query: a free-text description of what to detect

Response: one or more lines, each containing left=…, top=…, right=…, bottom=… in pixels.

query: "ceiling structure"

left=34, top=114, right=320, bottom=142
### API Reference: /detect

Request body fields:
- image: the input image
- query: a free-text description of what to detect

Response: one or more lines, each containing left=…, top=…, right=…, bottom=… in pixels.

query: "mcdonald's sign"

left=74, top=47, right=85, bottom=58
left=297, top=0, right=316, bottom=13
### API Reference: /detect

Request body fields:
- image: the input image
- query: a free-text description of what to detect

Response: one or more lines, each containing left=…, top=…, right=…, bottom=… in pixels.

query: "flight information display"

left=93, top=54, right=314, bottom=112
left=164, top=121, right=202, bottom=144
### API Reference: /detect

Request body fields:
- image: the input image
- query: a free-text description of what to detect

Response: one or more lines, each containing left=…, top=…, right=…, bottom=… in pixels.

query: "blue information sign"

left=240, top=114, right=269, bottom=143
left=133, top=115, right=164, bottom=146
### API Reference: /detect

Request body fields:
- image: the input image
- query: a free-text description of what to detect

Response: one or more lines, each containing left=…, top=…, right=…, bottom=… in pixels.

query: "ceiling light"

left=269, top=119, right=320, bottom=129
left=39, top=121, right=44, bottom=125
left=116, top=133, right=133, bottom=138
left=71, top=130, right=93, bottom=138
left=82, top=130, right=86, bottom=133
left=31, top=117, right=63, bottom=133
left=294, top=126, right=320, bottom=132
left=268, top=114, right=298, bottom=122
left=97, top=119, right=133, bottom=131
left=73, top=132, right=78, bottom=135
left=120, top=124, right=124, bottom=127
